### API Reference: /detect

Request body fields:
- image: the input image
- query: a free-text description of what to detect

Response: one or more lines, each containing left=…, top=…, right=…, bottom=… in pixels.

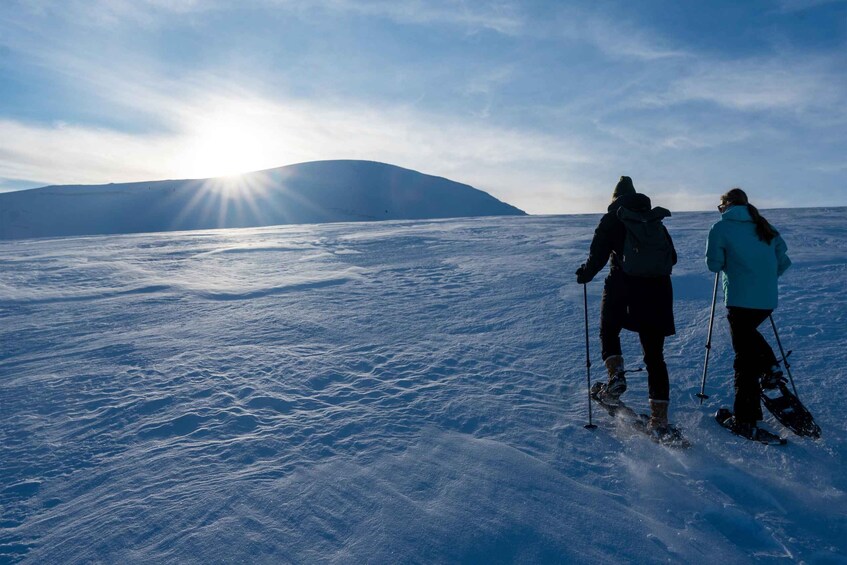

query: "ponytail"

left=746, top=203, right=779, bottom=244
left=720, top=188, right=779, bottom=244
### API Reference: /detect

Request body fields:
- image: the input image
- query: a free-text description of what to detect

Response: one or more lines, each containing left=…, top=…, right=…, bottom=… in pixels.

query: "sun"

left=180, top=106, right=281, bottom=179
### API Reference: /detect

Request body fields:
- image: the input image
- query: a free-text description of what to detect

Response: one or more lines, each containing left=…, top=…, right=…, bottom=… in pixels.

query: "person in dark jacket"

left=706, top=188, right=791, bottom=442
left=576, top=176, right=677, bottom=432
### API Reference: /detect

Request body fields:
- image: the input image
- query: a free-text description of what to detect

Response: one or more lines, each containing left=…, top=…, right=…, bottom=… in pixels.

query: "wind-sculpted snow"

left=1, top=210, right=846, bottom=563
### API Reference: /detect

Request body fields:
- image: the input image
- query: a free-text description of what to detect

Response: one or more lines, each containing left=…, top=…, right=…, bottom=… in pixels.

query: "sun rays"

left=167, top=166, right=332, bottom=232
left=171, top=173, right=276, bottom=231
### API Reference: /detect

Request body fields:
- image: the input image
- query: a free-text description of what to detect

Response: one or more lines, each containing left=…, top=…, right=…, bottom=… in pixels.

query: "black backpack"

left=616, top=206, right=674, bottom=277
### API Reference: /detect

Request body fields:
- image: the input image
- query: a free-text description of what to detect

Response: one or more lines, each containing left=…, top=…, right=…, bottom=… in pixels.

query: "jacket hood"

left=608, top=192, right=651, bottom=213
left=721, top=204, right=752, bottom=222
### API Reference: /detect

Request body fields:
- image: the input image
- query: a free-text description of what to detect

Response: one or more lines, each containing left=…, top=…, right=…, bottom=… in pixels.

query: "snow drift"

left=0, top=160, right=525, bottom=240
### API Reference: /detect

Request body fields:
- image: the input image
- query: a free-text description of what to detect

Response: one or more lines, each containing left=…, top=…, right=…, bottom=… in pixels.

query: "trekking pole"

left=583, top=283, right=597, bottom=429
left=697, top=272, right=720, bottom=404
left=769, top=315, right=799, bottom=398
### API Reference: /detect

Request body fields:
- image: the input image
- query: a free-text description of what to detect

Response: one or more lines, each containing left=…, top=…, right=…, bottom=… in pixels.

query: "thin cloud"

left=596, top=121, right=756, bottom=151
left=639, top=56, right=846, bottom=117
left=12, top=0, right=523, bottom=36
left=551, top=7, right=688, bottom=61
left=324, top=0, right=525, bottom=35
left=459, top=66, right=515, bottom=97
left=582, top=21, right=687, bottom=61
left=809, top=161, right=847, bottom=173
left=774, top=0, right=847, bottom=13
left=0, top=119, right=183, bottom=186
left=4, top=0, right=219, bottom=29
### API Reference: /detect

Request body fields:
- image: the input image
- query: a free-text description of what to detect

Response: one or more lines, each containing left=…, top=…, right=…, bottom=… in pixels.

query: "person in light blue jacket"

left=706, top=188, right=791, bottom=441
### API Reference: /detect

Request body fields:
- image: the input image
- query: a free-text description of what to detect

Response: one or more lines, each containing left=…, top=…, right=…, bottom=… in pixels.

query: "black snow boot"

left=760, top=365, right=785, bottom=390
left=730, top=417, right=783, bottom=444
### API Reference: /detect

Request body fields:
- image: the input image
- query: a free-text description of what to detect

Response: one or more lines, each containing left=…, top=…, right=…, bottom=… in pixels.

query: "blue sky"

left=0, top=0, right=845, bottom=213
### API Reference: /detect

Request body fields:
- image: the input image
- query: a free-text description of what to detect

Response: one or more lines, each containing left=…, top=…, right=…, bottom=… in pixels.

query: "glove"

left=576, top=264, right=592, bottom=284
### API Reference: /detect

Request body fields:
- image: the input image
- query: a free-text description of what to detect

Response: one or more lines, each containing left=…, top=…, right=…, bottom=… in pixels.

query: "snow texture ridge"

left=1, top=208, right=846, bottom=563
left=0, top=160, right=525, bottom=240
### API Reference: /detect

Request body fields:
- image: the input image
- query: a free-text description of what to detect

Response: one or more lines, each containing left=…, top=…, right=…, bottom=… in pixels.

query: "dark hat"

left=613, top=176, right=635, bottom=199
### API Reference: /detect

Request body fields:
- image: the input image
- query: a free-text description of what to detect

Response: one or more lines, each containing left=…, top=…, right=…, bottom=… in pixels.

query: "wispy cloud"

left=640, top=56, right=846, bottom=116
left=0, top=119, right=182, bottom=185
left=773, top=0, right=847, bottom=13
left=582, top=23, right=687, bottom=61
left=809, top=160, right=847, bottom=173
left=318, top=0, right=525, bottom=35
left=552, top=7, right=688, bottom=61
left=594, top=119, right=757, bottom=152
left=19, top=0, right=525, bottom=34
left=6, top=0, right=221, bottom=29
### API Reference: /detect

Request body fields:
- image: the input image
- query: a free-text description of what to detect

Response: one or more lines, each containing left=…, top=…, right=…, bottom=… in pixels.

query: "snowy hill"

left=0, top=160, right=525, bottom=240
left=1, top=208, right=846, bottom=563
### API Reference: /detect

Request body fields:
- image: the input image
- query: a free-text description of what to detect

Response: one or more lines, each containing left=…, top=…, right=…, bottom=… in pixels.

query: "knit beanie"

left=613, top=176, right=635, bottom=199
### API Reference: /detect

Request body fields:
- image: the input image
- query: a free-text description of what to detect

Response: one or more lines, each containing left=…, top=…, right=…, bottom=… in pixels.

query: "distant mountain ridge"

left=0, top=160, right=526, bottom=239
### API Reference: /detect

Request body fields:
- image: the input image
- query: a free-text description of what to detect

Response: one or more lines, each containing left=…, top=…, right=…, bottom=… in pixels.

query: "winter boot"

left=760, top=365, right=785, bottom=390
left=600, top=355, right=627, bottom=402
left=750, top=424, right=783, bottom=444
left=648, top=399, right=669, bottom=433
left=728, top=417, right=755, bottom=439
left=728, top=417, right=783, bottom=443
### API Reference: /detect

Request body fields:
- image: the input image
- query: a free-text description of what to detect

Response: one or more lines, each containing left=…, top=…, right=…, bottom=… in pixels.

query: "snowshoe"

left=646, top=423, right=690, bottom=449
left=760, top=367, right=785, bottom=390
left=715, top=408, right=787, bottom=445
left=760, top=382, right=821, bottom=438
left=591, top=383, right=690, bottom=449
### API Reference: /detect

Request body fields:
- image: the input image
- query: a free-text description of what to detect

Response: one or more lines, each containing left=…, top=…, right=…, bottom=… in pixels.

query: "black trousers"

left=727, top=306, right=778, bottom=423
left=600, top=291, right=670, bottom=402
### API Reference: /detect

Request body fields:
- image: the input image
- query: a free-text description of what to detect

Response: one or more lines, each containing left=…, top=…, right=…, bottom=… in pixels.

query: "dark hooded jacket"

left=582, top=192, right=676, bottom=336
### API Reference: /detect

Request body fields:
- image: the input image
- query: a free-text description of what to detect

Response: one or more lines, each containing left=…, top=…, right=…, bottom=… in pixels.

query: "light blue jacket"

left=706, top=205, right=791, bottom=310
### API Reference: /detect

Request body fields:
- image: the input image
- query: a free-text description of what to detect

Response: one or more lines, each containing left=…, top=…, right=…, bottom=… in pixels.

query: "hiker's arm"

left=580, top=213, right=616, bottom=281
left=705, top=226, right=725, bottom=273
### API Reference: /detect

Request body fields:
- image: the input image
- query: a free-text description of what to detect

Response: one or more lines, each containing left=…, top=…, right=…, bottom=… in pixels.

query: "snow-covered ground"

left=1, top=208, right=845, bottom=564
